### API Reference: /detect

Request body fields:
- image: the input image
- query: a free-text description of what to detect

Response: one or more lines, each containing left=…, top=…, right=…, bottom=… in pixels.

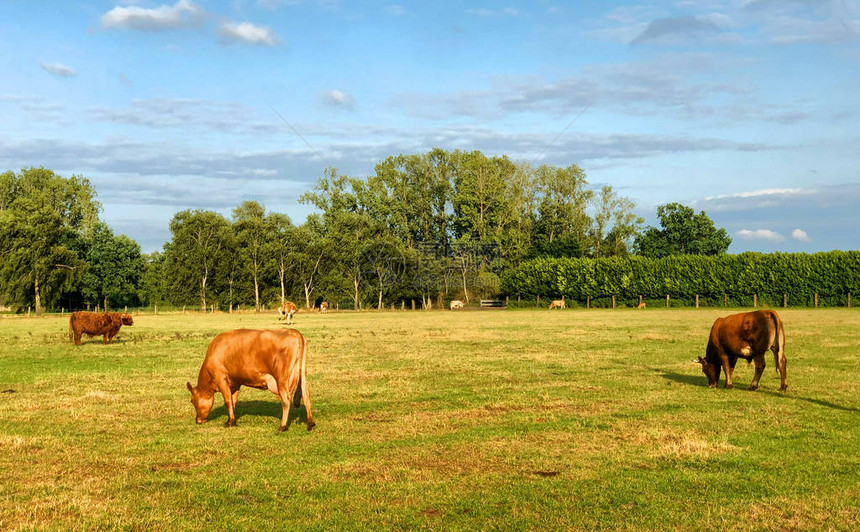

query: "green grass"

left=1, top=308, right=858, bottom=531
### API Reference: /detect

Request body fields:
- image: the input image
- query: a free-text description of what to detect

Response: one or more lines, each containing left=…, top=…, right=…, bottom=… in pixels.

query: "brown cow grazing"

left=319, top=302, right=329, bottom=314
left=69, top=311, right=134, bottom=346
left=186, top=329, right=315, bottom=431
left=277, top=301, right=298, bottom=324
left=697, top=310, right=787, bottom=391
left=449, top=299, right=464, bottom=310
left=549, top=299, right=565, bottom=309
left=637, top=302, right=646, bottom=309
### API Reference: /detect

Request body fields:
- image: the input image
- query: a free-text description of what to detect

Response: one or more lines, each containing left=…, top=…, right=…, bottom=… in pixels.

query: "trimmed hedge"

left=501, top=251, right=860, bottom=307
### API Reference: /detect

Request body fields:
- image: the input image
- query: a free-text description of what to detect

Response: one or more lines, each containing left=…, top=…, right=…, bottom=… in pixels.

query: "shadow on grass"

left=654, top=368, right=859, bottom=413
left=210, top=400, right=311, bottom=429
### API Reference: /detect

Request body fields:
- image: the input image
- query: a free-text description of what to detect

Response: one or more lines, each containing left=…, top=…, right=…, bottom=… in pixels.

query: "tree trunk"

left=254, top=272, right=260, bottom=313
left=378, top=289, right=383, bottom=310
left=200, top=274, right=207, bottom=312
left=461, top=266, right=469, bottom=302
left=34, top=277, right=43, bottom=317
left=353, top=278, right=360, bottom=310
left=104, top=295, right=108, bottom=312
left=279, top=263, right=286, bottom=306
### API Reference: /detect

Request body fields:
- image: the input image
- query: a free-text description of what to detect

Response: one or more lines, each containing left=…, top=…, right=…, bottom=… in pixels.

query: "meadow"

left=0, top=307, right=858, bottom=531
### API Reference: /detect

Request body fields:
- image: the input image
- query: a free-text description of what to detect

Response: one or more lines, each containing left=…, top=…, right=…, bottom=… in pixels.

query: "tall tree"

left=634, top=203, right=731, bottom=258
left=233, top=201, right=269, bottom=312
left=264, top=212, right=295, bottom=307
left=588, top=185, right=643, bottom=258
left=82, top=222, right=144, bottom=309
left=163, top=210, right=231, bottom=311
left=0, top=168, right=99, bottom=314
left=533, top=163, right=592, bottom=251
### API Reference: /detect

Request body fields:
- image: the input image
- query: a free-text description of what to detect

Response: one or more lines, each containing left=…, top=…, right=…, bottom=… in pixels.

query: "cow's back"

left=204, top=329, right=303, bottom=382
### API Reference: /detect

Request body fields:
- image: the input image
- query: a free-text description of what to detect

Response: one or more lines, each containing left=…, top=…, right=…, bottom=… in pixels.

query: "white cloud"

left=101, top=0, right=206, bottom=31
left=321, top=89, right=355, bottom=109
left=384, top=4, right=406, bottom=16
left=40, top=61, right=77, bottom=78
left=736, top=229, right=786, bottom=242
left=791, top=228, right=811, bottom=241
left=468, top=7, right=520, bottom=17
left=217, top=20, right=280, bottom=46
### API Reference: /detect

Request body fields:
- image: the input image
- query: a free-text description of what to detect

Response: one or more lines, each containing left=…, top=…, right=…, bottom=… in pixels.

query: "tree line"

left=1, top=153, right=740, bottom=313
left=502, top=251, right=860, bottom=308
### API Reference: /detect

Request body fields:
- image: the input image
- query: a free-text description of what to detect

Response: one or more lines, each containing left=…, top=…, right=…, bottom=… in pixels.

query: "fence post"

left=612, top=295, right=616, bottom=309
left=28, top=306, right=31, bottom=317
left=695, top=294, right=699, bottom=308
left=62, top=308, right=64, bottom=315
left=815, top=293, right=819, bottom=308
left=411, top=299, right=415, bottom=311
left=666, top=294, right=669, bottom=308
left=724, top=294, right=727, bottom=307
left=783, top=294, right=787, bottom=308
left=639, top=295, right=643, bottom=306
left=537, top=296, right=540, bottom=307
left=505, top=296, right=509, bottom=307
left=154, top=304, right=158, bottom=315
left=849, top=292, right=852, bottom=308
left=183, top=305, right=186, bottom=314
left=586, top=296, right=590, bottom=309
left=753, top=293, right=757, bottom=308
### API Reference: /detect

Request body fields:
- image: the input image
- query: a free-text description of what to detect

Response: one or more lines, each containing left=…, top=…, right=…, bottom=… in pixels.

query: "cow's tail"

left=769, top=311, right=788, bottom=391
left=299, top=334, right=315, bottom=430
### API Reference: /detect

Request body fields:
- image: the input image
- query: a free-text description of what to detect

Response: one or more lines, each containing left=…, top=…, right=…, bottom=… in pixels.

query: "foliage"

left=81, top=222, right=144, bottom=309
left=634, top=202, right=731, bottom=258
left=0, top=168, right=99, bottom=313
left=501, top=251, right=860, bottom=306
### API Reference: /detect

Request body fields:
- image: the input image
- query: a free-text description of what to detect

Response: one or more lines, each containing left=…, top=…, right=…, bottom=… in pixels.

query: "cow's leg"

left=727, top=355, right=739, bottom=382
left=230, top=387, right=240, bottom=412
left=717, top=350, right=733, bottom=388
left=292, top=378, right=302, bottom=408
left=216, top=378, right=236, bottom=427
left=277, top=382, right=295, bottom=432
left=749, top=355, right=766, bottom=391
left=772, top=334, right=788, bottom=392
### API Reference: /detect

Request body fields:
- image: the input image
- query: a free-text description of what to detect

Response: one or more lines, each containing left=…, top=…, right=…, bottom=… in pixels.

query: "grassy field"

left=0, top=307, right=858, bottom=531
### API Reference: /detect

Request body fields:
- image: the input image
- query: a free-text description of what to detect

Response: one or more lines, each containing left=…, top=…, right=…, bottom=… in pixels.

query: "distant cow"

left=637, top=302, right=646, bottom=309
left=319, top=302, right=328, bottom=314
left=549, top=299, right=565, bottom=309
left=186, top=329, right=315, bottom=431
left=277, top=301, right=298, bottom=324
left=450, top=300, right=464, bottom=310
left=69, top=311, right=134, bottom=346
left=697, top=310, right=787, bottom=391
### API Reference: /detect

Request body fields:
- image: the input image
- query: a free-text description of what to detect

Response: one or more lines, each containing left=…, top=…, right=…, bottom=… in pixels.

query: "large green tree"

left=82, top=222, right=144, bottom=309
left=163, top=210, right=232, bottom=311
left=0, top=168, right=100, bottom=314
left=634, top=203, right=731, bottom=258
left=233, top=201, right=269, bottom=312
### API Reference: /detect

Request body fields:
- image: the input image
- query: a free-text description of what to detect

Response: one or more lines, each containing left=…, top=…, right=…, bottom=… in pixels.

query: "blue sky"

left=1, top=0, right=858, bottom=253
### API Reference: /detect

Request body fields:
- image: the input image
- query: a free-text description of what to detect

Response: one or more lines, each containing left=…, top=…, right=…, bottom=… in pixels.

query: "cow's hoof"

left=724, top=384, right=733, bottom=389
left=779, top=385, right=788, bottom=392
left=278, top=425, right=288, bottom=432
left=225, top=420, right=236, bottom=428
left=708, top=384, right=717, bottom=389
left=748, top=384, right=758, bottom=391
left=307, top=421, right=316, bottom=432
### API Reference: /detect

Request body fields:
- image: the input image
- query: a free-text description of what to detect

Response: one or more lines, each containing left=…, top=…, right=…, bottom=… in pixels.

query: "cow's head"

left=186, top=382, right=213, bottom=424
left=696, top=356, right=720, bottom=388
left=120, top=313, right=134, bottom=326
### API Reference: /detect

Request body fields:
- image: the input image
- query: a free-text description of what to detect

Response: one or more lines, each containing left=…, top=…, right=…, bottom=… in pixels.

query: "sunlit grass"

left=1, top=307, right=858, bottom=530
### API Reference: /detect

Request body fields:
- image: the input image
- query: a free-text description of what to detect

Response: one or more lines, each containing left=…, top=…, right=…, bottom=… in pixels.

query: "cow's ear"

left=186, top=382, right=194, bottom=393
